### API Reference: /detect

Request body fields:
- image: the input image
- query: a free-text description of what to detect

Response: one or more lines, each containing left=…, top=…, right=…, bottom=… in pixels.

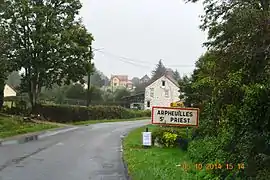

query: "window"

left=114, top=83, right=117, bottom=86
left=165, top=90, right=169, bottom=98
left=147, top=101, right=150, bottom=107
left=162, top=80, right=165, bottom=87
left=150, top=88, right=154, bottom=97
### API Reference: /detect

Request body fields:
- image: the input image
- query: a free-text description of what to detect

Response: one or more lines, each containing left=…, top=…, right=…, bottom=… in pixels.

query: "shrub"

left=176, top=137, right=189, bottom=151
left=163, top=132, right=178, bottom=147
left=152, top=126, right=189, bottom=149
left=1, top=101, right=30, bottom=116
left=32, top=104, right=151, bottom=123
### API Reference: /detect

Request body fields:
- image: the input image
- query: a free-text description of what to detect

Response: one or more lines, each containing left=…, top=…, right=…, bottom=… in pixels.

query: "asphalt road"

left=0, top=120, right=150, bottom=180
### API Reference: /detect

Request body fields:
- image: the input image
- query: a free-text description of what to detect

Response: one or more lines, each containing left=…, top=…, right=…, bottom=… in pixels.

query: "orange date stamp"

left=177, top=162, right=245, bottom=171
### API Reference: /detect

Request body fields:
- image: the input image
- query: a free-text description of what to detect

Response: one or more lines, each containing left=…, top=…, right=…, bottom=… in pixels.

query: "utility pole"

left=85, top=48, right=103, bottom=107
left=85, top=61, right=94, bottom=107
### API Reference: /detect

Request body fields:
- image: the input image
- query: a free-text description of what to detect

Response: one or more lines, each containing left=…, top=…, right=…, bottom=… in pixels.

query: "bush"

left=188, top=136, right=228, bottom=163
left=152, top=126, right=190, bottom=150
left=1, top=100, right=29, bottom=116
left=163, top=132, right=178, bottom=147
left=32, top=104, right=151, bottom=123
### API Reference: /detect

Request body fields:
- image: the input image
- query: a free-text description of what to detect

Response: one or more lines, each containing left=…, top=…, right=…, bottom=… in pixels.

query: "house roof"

left=5, top=84, right=17, bottom=93
left=134, top=71, right=178, bottom=94
left=146, top=71, right=179, bottom=88
left=121, top=92, right=145, bottom=99
left=140, top=74, right=150, bottom=81
left=111, top=75, right=128, bottom=81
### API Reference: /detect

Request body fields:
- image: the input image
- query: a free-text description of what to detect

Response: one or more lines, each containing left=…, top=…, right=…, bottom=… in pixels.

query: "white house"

left=144, top=74, right=179, bottom=110
left=4, top=84, right=16, bottom=97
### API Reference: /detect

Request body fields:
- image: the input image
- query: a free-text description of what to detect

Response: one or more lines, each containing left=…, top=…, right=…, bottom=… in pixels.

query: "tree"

left=89, top=86, right=103, bottom=102
left=6, top=71, right=21, bottom=88
left=185, top=0, right=270, bottom=179
left=40, top=84, right=69, bottom=103
left=103, top=89, right=114, bottom=102
left=134, top=82, right=148, bottom=93
left=84, top=68, right=105, bottom=88
left=151, top=60, right=166, bottom=81
left=173, top=70, right=181, bottom=81
left=103, top=76, right=110, bottom=86
left=0, top=0, right=94, bottom=110
left=131, top=77, right=140, bottom=87
left=114, top=88, right=131, bottom=101
left=178, top=75, right=191, bottom=102
left=66, top=84, right=86, bottom=100
left=0, top=26, right=12, bottom=109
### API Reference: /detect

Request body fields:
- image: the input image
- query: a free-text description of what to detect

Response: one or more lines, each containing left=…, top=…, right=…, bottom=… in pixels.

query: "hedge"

left=31, top=104, right=151, bottom=123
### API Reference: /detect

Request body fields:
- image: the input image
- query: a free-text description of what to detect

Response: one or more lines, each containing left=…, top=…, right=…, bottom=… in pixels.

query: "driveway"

left=0, top=120, right=150, bottom=180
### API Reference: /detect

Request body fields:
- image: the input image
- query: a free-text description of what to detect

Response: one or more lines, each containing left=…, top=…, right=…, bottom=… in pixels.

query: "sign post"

left=151, top=106, right=199, bottom=127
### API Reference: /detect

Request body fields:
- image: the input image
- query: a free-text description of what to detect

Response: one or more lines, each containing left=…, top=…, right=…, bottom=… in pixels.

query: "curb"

left=0, top=127, right=79, bottom=147
left=120, top=134, right=131, bottom=180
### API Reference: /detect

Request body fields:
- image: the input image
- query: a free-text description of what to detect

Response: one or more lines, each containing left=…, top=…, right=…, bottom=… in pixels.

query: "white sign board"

left=152, top=106, right=199, bottom=127
left=142, top=132, right=152, bottom=146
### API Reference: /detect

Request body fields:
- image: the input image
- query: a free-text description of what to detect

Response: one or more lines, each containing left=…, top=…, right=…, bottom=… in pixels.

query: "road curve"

left=0, top=120, right=150, bottom=180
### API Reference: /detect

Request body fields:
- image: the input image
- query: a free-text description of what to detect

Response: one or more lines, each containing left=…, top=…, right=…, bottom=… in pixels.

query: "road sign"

left=142, top=132, right=152, bottom=146
left=151, top=106, right=199, bottom=127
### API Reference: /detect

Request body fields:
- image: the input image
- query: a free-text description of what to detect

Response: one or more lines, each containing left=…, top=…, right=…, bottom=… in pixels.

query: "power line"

left=96, top=50, right=151, bottom=68
left=96, top=49, right=153, bottom=65
left=94, top=48, right=195, bottom=68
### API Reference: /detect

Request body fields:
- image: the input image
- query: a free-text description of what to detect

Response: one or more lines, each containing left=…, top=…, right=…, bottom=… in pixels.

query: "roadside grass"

left=72, top=117, right=150, bottom=125
left=123, top=125, right=214, bottom=180
left=0, top=115, right=58, bottom=139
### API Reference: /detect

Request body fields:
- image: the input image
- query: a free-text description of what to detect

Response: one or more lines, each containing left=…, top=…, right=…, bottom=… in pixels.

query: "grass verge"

left=0, top=115, right=58, bottom=139
left=72, top=117, right=150, bottom=125
left=123, top=125, right=215, bottom=180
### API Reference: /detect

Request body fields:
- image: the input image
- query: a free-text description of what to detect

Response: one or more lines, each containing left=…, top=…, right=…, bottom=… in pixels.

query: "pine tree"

left=151, top=60, right=166, bottom=81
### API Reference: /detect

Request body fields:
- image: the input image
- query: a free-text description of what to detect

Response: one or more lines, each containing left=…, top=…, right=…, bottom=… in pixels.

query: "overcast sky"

left=79, top=0, right=207, bottom=79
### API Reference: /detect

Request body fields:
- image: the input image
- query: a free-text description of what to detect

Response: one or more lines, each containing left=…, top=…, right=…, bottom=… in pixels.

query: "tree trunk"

left=28, top=78, right=38, bottom=113
left=0, top=80, right=4, bottom=109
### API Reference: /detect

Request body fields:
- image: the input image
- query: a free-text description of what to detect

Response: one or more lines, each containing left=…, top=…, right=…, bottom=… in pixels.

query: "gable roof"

left=146, top=71, right=179, bottom=88
left=134, top=71, right=179, bottom=93
left=111, top=75, right=128, bottom=81
left=140, top=74, right=150, bottom=81
left=5, top=84, right=17, bottom=93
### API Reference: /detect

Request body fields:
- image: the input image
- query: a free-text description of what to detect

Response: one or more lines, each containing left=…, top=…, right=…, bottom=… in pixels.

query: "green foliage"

left=1, top=99, right=29, bottom=116
left=173, top=70, right=181, bottom=81
left=0, top=81, right=4, bottom=109
left=6, top=71, right=21, bottom=88
left=151, top=59, right=166, bottom=81
left=33, top=104, right=151, bottom=123
left=114, top=88, right=131, bottom=101
left=163, top=132, right=178, bottom=147
left=0, top=115, right=57, bottom=138
left=89, top=86, right=103, bottom=102
left=0, top=26, right=13, bottom=109
left=0, top=0, right=94, bottom=108
left=40, top=84, right=69, bottom=103
left=182, top=0, right=270, bottom=179
left=84, top=68, right=106, bottom=88
left=131, top=77, right=140, bottom=87
left=134, top=82, right=148, bottom=93
left=152, top=126, right=189, bottom=148
left=66, top=84, right=86, bottom=100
